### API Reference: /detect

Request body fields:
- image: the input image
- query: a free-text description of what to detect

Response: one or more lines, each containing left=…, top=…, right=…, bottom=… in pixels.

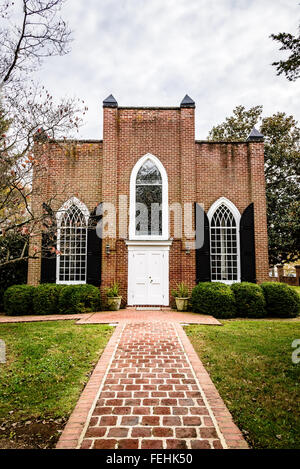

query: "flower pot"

left=107, top=296, right=122, bottom=311
left=175, top=297, right=189, bottom=312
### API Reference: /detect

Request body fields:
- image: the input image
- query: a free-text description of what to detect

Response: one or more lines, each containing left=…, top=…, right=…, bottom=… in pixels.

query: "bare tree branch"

left=1, top=0, right=72, bottom=85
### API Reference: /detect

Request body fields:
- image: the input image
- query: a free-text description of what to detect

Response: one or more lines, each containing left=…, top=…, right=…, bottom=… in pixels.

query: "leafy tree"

left=261, top=114, right=300, bottom=266
left=208, top=106, right=300, bottom=266
left=271, top=26, right=300, bottom=81
left=207, top=105, right=263, bottom=141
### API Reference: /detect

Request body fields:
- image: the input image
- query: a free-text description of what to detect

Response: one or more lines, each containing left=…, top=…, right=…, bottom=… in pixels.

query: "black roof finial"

left=247, top=127, right=264, bottom=142
left=103, top=94, right=118, bottom=108
left=180, top=95, right=195, bottom=108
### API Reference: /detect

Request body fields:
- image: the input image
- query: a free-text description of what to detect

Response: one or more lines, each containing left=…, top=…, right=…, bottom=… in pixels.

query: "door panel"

left=129, top=251, right=147, bottom=305
left=148, top=252, right=164, bottom=305
left=128, top=249, right=168, bottom=305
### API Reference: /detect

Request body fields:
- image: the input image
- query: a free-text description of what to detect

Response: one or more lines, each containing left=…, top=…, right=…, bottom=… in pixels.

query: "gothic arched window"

left=56, top=198, right=89, bottom=284
left=136, top=159, right=162, bottom=236
left=208, top=198, right=241, bottom=283
left=129, top=154, right=168, bottom=240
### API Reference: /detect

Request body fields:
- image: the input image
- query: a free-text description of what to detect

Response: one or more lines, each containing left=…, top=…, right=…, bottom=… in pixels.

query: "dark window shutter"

left=41, top=203, right=57, bottom=283
left=240, top=203, right=256, bottom=283
left=41, top=234, right=57, bottom=283
left=87, top=203, right=102, bottom=286
left=195, top=203, right=211, bottom=283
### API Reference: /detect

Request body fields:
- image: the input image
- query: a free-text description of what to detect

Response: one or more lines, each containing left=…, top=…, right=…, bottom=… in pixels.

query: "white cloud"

left=35, top=0, right=300, bottom=139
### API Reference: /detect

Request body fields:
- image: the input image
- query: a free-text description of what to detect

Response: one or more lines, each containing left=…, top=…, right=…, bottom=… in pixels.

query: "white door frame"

left=126, top=240, right=172, bottom=306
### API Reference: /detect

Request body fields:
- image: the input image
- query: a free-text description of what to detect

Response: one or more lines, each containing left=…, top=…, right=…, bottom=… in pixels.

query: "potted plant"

left=172, top=282, right=190, bottom=312
left=105, top=282, right=122, bottom=311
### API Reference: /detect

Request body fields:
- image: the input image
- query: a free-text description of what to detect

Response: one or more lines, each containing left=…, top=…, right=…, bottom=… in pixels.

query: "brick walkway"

left=77, top=310, right=221, bottom=325
left=0, top=310, right=221, bottom=325
left=57, top=320, right=248, bottom=450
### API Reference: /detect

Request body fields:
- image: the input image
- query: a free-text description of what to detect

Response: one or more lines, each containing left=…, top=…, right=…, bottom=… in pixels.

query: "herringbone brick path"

left=70, top=322, right=245, bottom=450
left=56, top=317, right=248, bottom=450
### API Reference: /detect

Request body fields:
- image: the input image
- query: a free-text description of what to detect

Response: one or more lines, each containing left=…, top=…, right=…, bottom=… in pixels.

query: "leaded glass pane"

left=135, top=160, right=163, bottom=236
left=58, top=205, right=87, bottom=282
left=210, top=204, right=238, bottom=282
left=136, top=186, right=162, bottom=235
left=136, top=159, right=162, bottom=185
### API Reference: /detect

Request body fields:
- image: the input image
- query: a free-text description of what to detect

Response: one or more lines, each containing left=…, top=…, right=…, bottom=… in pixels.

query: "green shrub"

left=32, top=284, right=63, bottom=315
left=261, top=282, right=300, bottom=318
left=191, top=282, right=236, bottom=318
left=58, top=284, right=101, bottom=314
left=231, top=282, right=266, bottom=318
left=4, top=285, right=35, bottom=316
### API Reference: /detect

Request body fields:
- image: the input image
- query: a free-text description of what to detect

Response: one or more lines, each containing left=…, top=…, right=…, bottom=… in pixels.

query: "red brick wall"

left=100, top=106, right=198, bottom=302
left=248, top=143, right=270, bottom=283
left=195, top=141, right=269, bottom=283
left=196, top=143, right=252, bottom=212
left=28, top=140, right=103, bottom=285
left=28, top=104, right=269, bottom=299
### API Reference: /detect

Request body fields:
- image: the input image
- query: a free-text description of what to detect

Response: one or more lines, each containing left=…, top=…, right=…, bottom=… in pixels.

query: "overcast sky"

left=35, top=0, right=300, bottom=139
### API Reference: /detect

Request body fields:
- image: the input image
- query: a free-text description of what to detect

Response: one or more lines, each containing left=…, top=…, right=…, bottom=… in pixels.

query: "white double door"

left=128, top=246, right=169, bottom=306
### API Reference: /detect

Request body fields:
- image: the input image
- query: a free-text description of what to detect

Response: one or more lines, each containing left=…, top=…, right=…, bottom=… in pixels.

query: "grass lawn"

left=186, top=320, right=300, bottom=449
left=0, top=321, right=113, bottom=448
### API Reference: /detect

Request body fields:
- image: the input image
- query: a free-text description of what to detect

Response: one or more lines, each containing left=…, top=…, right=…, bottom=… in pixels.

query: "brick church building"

left=28, top=95, right=269, bottom=306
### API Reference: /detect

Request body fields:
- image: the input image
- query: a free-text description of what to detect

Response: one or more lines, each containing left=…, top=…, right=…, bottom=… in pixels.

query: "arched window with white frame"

left=208, top=198, right=241, bottom=283
left=56, top=197, right=89, bottom=284
left=129, top=154, right=168, bottom=240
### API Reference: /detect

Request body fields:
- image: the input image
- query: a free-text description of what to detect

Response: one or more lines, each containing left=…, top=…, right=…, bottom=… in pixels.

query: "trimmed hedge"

left=191, top=282, right=236, bottom=318
left=261, top=282, right=300, bottom=318
left=4, top=281, right=299, bottom=318
left=58, top=284, right=101, bottom=314
left=231, top=282, right=266, bottom=318
left=4, top=285, right=35, bottom=316
left=32, top=284, right=64, bottom=315
left=191, top=281, right=300, bottom=319
left=3, top=284, right=101, bottom=316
